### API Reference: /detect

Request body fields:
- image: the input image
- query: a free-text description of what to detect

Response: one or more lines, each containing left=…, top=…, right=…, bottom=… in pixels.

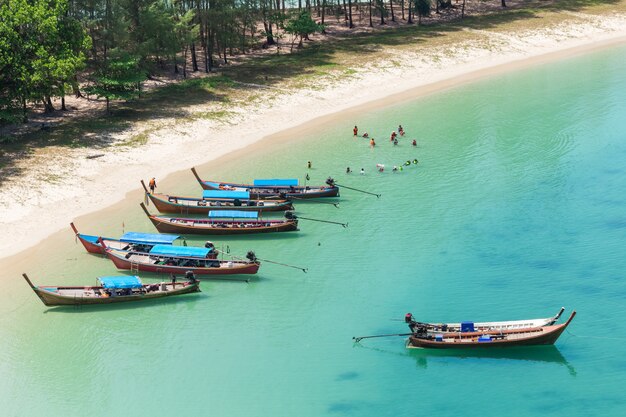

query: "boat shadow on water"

left=41, top=292, right=207, bottom=314
left=353, top=343, right=577, bottom=376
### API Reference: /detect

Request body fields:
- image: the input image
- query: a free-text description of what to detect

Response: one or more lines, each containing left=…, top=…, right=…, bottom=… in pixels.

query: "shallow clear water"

left=1, top=45, right=626, bottom=416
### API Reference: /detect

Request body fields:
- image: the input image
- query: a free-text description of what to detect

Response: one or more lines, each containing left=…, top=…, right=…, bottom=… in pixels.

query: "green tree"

left=284, top=11, right=323, bottom=52
left=85, top=52, right=147, bottom=113
left=0, top=0, right=89, bottom=123
left=414, top=0, right=430, bottom=24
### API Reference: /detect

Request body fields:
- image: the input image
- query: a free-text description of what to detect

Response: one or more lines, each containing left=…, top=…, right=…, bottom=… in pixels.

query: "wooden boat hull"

left=147, top=193, right=292, bottom=214
left=406, top=312, right=575, bottom=349
left=77, top=234, right=105, bottom=254
left=139, top=204, right=298, bottom=235
left=191, top=168, right=339, bottom=199
left=149, top=217, right=298, bottom=235
left=23, top=274, right=200, bottom=307
left=106, top=249, right=260, bottom=276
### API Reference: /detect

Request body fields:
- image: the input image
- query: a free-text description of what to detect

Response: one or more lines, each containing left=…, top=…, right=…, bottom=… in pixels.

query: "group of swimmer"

left=347, top=124, right=419, bottom=173
left=353, top=125, right=417, bottom=148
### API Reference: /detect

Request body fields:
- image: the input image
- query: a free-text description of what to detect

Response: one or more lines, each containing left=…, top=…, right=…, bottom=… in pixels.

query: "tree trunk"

left=44, top=96, right=55, bottom=113
left=22, top=97, right=28, bottom=123
left=183, top=46, right=188, bottom=78
left=321, top=0, right=326, bottom=23
left=106, top=97, right=110, bottom=114
left=348, top=0, right=354, bottom=27
left=501, top=0, right=506, bottom=6
left=407, top=1, right=413, bottom=23
left=390, top=0, right=395, bottom=22
left=191, top=43, right=198, bottom=71
left=369, top=0, right=373, bottom=27
left=72, top=75, right=82, bottom=98
left=461, top=0, right=466, bottom=18
left=401, top=0, right=405, bottom=20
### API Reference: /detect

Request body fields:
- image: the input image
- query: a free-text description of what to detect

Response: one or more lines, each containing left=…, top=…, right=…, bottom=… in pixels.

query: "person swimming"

left=412, top=139, right=417, bottom=146
left=360, top=168, right=365, bottom=175
left=393, top=138, right=398, bottom=146
left=363, top=132, right=369, bottom=138
left=346, top=167, right=351, bottom=174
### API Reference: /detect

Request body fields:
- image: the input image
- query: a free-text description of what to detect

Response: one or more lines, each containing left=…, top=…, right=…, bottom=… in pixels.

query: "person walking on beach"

left=353, top=126, right=358, bottom=136
left=149, top=177, right=157, bottom=193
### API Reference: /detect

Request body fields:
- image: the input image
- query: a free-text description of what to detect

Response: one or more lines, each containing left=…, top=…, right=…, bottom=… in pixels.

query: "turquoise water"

left=2, top=44, right=626, bottom=416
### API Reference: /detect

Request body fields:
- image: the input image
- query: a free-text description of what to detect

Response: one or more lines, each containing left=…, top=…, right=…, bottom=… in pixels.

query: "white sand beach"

left=1, top=10, right=625, bottom=259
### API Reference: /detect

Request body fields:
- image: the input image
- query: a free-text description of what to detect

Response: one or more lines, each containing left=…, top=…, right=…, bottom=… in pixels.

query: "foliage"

left=284, top=11, right=324, bottom=51
left=0, top=0, right=90, bottom=123
left=414, top=0, right=432, bottom=24
left=84, top=52, right=147, bottom=112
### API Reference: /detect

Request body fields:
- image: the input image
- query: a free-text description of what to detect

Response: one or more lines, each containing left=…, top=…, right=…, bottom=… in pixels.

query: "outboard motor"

left=233, top=198, right=242, bottom=206
left=284, top=211, right=297, bottom=220
left=185, top=270, right=197, bottom=283
left=325, top=177, right=335, bottom=186
left=205, top=241, right=215, bottom=249
left=246, top=251, right=257, bottom=262
left=405, top=313, right=414, bottom=323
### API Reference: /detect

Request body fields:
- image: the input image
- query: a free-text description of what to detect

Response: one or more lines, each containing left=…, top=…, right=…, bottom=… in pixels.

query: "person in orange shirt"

left=149, top=177, right=157, bottom=193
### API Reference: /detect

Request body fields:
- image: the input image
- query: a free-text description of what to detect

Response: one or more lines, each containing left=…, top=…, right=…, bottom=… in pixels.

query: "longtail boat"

left=22, top=273, right=200, bottom=307
left=140, top=180, right=293, bottom=214
left=102, top=239, right=260, bottom=277
left=140, top=203, right=298, bottom=235
left=404, top=309, right=576, bottom=349
left=191, top=167, right=339, bottom=199
left=70, top=222, right=218, bottom=257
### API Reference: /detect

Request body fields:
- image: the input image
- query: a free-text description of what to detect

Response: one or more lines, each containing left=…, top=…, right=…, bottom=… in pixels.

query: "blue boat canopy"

left=98, top=276, right=143, bottom=289
left=119, top=232, right=180, bottom=245
left=202, top=190, right=250, bottom=200
left=78, top=234, right=101, bottom=244
left=149, top=244, right=212, bottom=257
left=208, top=210, right=258, bottom=219
left=253, top=179, right=299, bottom=187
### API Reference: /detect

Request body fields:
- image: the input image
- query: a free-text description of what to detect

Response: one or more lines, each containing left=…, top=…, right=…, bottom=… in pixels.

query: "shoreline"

left=1, top=14, right=626, bottom=261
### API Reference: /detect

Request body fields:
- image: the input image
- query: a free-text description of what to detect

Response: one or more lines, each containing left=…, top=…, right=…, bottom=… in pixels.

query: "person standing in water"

left=307, top=161, right=312, bottom=169
left=370, top=138, right=376, bottom=148
left=412, top=139, right=417, bottom=146
left=346, top=167, right=352, bottom=174
left=353, top=126, right=358, bottom=136
left=360, top=168, right=365, bottom=175
left=149, top=177, right=157, bottom=193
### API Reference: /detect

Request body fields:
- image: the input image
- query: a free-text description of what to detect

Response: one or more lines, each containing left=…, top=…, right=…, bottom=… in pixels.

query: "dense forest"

left=0, top=0, right=440, bottom=125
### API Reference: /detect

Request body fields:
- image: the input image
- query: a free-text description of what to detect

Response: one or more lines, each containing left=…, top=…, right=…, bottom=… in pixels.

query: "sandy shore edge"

left=2, top=13, right=626, bottom=260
